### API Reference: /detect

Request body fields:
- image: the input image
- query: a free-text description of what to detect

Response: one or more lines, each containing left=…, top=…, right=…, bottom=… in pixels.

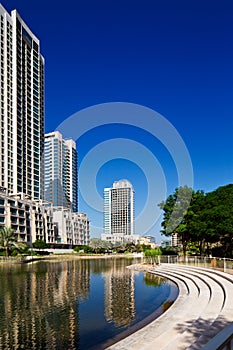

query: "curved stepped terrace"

left=107, top=264, right=233, bottom=350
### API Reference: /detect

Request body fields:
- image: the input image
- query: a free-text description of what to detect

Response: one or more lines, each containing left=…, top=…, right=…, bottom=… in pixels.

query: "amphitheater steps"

left=107, top=264, right=233, bottom=350
left=153, top=266, right=225, bottom=349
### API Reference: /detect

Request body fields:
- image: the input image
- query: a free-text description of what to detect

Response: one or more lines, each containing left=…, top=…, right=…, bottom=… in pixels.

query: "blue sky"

left=4, top=0, right=233, bottom=241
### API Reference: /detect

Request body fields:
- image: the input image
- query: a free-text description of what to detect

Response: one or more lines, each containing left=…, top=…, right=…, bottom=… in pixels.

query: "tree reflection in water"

left=143, top=272, right=165, bottom=287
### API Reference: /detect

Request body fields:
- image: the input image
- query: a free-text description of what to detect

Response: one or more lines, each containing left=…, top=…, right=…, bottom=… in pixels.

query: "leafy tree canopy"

left=32, top=239, right=49, bottom=250
left=159, top=184, right=233, bottom=258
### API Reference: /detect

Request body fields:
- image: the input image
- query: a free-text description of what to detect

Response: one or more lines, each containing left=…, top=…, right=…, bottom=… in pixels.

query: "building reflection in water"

left=102, top=258, right=136, bottom=328
left=0, top=258, right=146, bottom=349
left=0, top=260, right=90, bottom=350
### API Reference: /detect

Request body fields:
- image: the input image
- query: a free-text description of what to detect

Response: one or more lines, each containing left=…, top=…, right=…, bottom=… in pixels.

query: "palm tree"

left=0, top=227, right=25, bottom=257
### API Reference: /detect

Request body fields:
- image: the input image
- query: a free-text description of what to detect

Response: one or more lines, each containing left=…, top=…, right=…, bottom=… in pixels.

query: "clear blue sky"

left=4, top=0, right=233, bottom=241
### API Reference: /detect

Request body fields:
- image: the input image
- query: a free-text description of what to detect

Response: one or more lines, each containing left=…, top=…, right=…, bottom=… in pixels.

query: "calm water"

left=0, top=257, right=178, bottom=350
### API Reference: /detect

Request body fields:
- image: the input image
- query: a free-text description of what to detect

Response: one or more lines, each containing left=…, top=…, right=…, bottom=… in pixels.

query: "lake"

left=0, top=257, right=178, bottom=349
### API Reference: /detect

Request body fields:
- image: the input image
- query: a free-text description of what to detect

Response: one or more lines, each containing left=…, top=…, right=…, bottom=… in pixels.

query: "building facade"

left=171, top=232, right=182, bottom=247
left=102, top=180, right=135, bottom=244
left=52, top=207, right=90, bottom=246
left=161, top=238, right=172, bottom=248
left=0, top=187, right=54, bottom=245
left=44, top=131, right=78, bottom=212
left=0, top=4, right=44, bottom=200
left=139, top=235, right=156, bottom=248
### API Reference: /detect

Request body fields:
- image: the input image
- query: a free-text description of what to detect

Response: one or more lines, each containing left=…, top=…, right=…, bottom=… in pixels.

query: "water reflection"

left=103, top=258, right=135, bottom=327
left=0, top=260, right=90, bottom=349
left=143, top=272, right=165, bottom=287
left=0, top=258, right=176, bottom=349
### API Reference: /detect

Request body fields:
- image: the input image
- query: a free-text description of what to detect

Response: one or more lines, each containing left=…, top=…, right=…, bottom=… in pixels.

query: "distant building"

left=171, top=233, right=178, bottom=246
left=44, top=131, right=78, bottom=212
left=52, top=207, right=90, bottom=246
left=0, top=4, right=45, bottom=200
left=161, top=238, right=172, bottom=248
left=171, top=232, right=182, bottom=247
left=102, top=180, right=137, bottom=244
left=0, top=188, right=54, bottom=245
left=139, top=235, right=157, bottom=248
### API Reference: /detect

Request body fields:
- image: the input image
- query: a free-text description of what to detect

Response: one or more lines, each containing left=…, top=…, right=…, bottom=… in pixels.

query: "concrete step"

left=177, top=266, right=233, bottom=349
left=107, top=264, right=233, bottom=350
left=150, top=266, right=225, bottom=349
left=154, top=265, right=226, bottom=349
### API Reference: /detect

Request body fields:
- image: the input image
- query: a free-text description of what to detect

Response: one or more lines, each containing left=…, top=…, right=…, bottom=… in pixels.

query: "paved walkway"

left=107, top=264, right=233, bottom=350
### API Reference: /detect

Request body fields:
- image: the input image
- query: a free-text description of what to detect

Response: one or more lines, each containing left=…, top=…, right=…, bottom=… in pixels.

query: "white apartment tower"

left=44, top=131, right=78, bottom=212
left=102, top=180, right=135, bottom=244
left=0, top=5, right=44, bottom=199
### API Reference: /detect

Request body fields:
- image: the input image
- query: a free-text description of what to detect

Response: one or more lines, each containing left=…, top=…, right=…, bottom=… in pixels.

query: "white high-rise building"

left=0, top=4, right=45, bottom=199
left=102, top=180, right=135, bottom=244
left=44, top=131, right=78, bottom=212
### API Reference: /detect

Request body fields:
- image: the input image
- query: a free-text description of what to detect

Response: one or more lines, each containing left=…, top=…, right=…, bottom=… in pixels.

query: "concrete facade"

left=0, top=188, right=54, bottom=245
left=44, top=131, right=78, bottom=212
left=139, top=235, right=156, bottom=248
left=102, top=180, right=135, bottom=244
left=52, top=207, right=90, bottom=246
left=0, top=4, right=44, bottom=200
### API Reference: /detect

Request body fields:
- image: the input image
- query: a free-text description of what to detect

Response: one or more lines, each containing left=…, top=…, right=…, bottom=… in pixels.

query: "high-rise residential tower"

left=102, top=179, right=135, bottom=244
left=0, top=4, right=44, bottom=199
left=44, top=131, right=78, bottom=212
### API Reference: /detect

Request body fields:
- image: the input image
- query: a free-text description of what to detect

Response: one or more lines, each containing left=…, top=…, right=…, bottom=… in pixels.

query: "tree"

left=124, top=242, right=137, bottom=253
left=144, top=248, right=162, bottom=265
left=73, top=245, right=92, bottom=254
left=32, top=239, right=49, bottom=250
left=159, top=186, right=193, bottom=258
left=160, top=184, right=233, bottom=258
left=101, top=239, right=113, bottom=252
left=185, top=185, right=233, bottom=257
left=202, top=185, right=233, bottom=257
left=90, top=238, right=106, bottom=254
left=0, top=227, right=26, bottom=257
left=159, top=186, right=193, bottom=235
left=141, top=244, right=151, bottom=252
left=161, top=245, right=179, bottom=255
left=185, top=190, right=207, bottom=255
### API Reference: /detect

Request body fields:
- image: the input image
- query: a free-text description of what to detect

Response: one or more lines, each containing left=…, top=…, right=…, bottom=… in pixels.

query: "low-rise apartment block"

left=139, top=235, right=156, bottom=248
left=0, top=188, right=54, bottom=245
left=53, top=207, right=90, bottom=246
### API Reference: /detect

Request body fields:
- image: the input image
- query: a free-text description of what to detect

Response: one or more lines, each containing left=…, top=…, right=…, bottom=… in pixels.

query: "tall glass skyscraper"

left=102, top=180, right=135, bottom=244
left=44, top=131, right=78, bottom=212
left=0, top=4, right=44, bottom=199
